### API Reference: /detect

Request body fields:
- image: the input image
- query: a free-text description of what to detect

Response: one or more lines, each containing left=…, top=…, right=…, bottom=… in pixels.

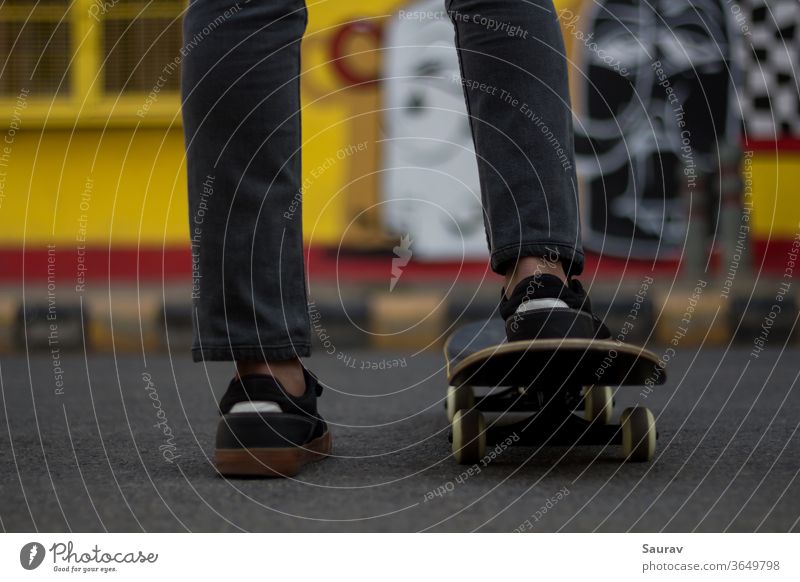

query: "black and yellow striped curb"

left=1, top=282, right=796, bottom=354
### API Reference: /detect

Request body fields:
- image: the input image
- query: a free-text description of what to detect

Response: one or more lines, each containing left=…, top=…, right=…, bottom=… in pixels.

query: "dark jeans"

left=182, top=0, right=582, bottom=362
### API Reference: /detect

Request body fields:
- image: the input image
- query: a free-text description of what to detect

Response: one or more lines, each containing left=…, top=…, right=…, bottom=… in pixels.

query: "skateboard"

left=443, top=319, right=666, bottom=464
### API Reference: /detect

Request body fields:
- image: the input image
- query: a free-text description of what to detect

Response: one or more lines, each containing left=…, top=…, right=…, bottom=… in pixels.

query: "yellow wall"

left=0, top=0, right=406, bottom=248
left=0, top=0, right=795, bottom=251
left=0, top=129, right=186, bottom=245
left=750, top=153, right=800, bottom=236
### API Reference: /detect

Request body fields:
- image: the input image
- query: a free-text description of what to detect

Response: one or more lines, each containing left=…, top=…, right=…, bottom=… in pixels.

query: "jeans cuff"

left=191, top=343, right=312, bottom=362
left=491, top=242, right=584, bottom=277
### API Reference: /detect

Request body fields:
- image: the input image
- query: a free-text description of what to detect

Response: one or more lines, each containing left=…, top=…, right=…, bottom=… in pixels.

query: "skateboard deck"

left=442, top=319, right=667, bottom=464
left=445, top=319, right=665, bottom=388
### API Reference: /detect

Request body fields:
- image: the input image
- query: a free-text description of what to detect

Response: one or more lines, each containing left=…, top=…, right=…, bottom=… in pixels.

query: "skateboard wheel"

left=451, top=409, right=486, bottom=465
left=621, top=407, right=656, bottom=462
left=446, top=385, right=474, bottom=422
left=584, top=385, right=613, bottom=424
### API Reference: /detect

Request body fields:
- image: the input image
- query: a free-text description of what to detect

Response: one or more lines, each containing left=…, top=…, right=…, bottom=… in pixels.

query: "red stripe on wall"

left=0, top=247, right=191, bottom=283
left=0, top=241, right=791, bottom=284
left=744, top=138, right=800, bottom=152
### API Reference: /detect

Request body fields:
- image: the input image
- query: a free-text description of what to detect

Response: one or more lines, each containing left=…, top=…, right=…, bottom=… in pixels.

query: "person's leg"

left=183, top=0, right=330, bottom=477
left=446, top=0, right=581, bottom=289
left=447, top=0, right=609, bottom=340
left=182, top=0, right=308, bottom=395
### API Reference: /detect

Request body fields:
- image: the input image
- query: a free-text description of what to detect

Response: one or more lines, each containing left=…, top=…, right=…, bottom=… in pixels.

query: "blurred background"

left=0, top=0, right=797, bottom=353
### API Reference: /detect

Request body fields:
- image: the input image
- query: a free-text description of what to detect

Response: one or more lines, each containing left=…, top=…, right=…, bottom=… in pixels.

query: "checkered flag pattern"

left=741, top=0, right=800, bottom=140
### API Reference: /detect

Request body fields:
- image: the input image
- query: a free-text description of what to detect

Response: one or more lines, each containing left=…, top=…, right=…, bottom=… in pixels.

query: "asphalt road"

left=1, top=346, right=798, bottom=532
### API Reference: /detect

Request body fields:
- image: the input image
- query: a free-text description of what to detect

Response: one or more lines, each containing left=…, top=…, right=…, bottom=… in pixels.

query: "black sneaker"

left=214, top=367, right=331, bottom=477
left=500, top=274, right=611, bottom=342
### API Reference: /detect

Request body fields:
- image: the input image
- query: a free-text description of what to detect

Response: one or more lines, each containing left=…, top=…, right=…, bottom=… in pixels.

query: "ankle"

left=504, top=256, right=566, bottom=298
left=235, top=358, right=307, bottom=397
